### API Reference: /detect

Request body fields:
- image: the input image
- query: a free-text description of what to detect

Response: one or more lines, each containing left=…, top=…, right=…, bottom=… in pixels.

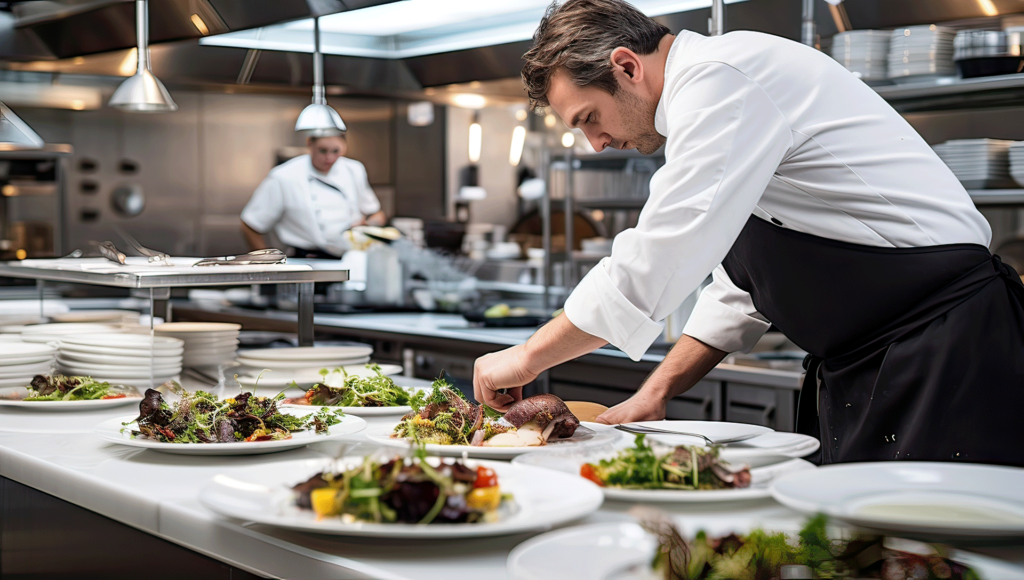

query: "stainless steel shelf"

left=968, top=189, right=1024, bottom=206
left=875, top=74, right=1024, bottom=112
left=0, top=263, right=348, bottom=289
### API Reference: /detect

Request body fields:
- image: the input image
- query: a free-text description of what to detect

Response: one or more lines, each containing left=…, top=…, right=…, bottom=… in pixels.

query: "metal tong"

left=115, top=225, right=169, bottom=264
left=193, top=249, right=287, bottom=267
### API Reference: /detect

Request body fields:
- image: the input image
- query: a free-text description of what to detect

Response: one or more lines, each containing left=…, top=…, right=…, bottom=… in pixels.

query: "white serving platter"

left=198, top=457, right=602, bottom=539
left=278, top=384, right=431, bottom=417
left=0, top=385, right=142, bottom=410
left=94, top=411, right=367, bottom=455
left=238, top=346, right=373, bottom=362
left=367, top=421, right=622, bottom=460
left=771, top=461, right=1024, bottom=541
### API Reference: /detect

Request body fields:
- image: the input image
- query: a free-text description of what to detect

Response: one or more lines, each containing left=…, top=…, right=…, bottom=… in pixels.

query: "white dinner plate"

left=50, top=310, right=139, bottom=323
left=506, top=521, right=1024, bottom=580
left=61, top=334, right=184, bottom=349
left=234, top=364, right=406, bottom=390
left=198, top=457, right=602, bottom=538
left=154, top=322, right=241, bottom=333
left=59, top=367, right=182, bottom=380
left=59, top=351, right=181, bottom=366
left=771, top=462, right=1024, bottom=541
left=0, top=342, right=57, bottom=358
left=0, top=386, right=142, bottom=410
left=21, top=323, right=120, bottom=336
left=367, top=421, right=623, bottom=460
left=239, top=346, right=373, bottom=362
left=95, top=411, right=367, bottom=455
left=514, top=444, right=815, bottom=503
left=621, top=430, right=821, bottom=464
left=628, top=420, right=774, bottom=443
left=179, top=337, right=240, bottom=346
left=0, top=354, right=55, bottom=366
left=0, top=360, right=52, bottom=377
left=236, top=356, right=371, bottom=370
left=57, top=356, right=180, bottom=373
left=279, top=384, right=430, bottom=417
left=59, top=343, right=183, bottom=358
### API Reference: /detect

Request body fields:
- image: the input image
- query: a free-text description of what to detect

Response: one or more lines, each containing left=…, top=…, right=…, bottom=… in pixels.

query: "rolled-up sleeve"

left=562, top=63, right=792, bottom=361
left=240, top=175, right=285, bottom=235
left=353, top=162, right=382, bottom=216
left=682, top=264, right=770, bottom=353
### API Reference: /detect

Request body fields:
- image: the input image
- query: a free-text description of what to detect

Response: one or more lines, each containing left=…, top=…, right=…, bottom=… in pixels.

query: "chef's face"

left=547, top=69, right=665, bottom=155
left=308, top=136, right=347, bottom=173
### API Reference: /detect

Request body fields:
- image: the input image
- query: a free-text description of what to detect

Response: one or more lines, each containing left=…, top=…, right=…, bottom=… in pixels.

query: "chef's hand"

left=473, top=344, right=538, bottom=411
left=595, top=387, right=667, bottom=424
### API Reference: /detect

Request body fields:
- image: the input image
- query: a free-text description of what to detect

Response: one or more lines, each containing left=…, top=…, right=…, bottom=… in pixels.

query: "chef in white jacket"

left=473, top=0, right=1024, bottom=466
left=241, top=134, right=385, bottom=258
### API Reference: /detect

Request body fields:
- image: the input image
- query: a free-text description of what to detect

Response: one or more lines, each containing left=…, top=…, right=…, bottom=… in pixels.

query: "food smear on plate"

left=391, top=380, right=579, bottom=447
left=580, top=434, right=751, bottom=490
left=640, top=513, right=979, bottom=580
left=23, top=374, right=135, bottom=401
left=123, top=384, right=343, bottom=444
left=281, top=365, right=424, bottom=408
left=292, top=454, right=512, bottom=524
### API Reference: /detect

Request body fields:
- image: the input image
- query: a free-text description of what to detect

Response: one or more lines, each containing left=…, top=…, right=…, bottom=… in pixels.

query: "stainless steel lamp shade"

left=0, top=102, right=44, bottom=150
left=109, top=0, right=177, bottom=113
left=294, top=17, right=345, bottom=136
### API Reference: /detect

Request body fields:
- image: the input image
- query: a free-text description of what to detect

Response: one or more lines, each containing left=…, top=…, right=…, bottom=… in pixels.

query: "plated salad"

left=292, top=453, right=511, bottom=524
left=581, top=435, right=751, bottom=491
left=642, top=514, right=979, bottom=580
left=281, top=365, right=424, bottom=408
left=124, top=385, right=342, bottom=444
left=391, top=379, right=579, bottom=447
left=24, top=374, right=134, bottom=402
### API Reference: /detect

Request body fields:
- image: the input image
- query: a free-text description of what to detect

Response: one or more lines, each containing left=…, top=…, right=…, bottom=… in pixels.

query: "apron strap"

left=796, top=354, right=823, bottom=464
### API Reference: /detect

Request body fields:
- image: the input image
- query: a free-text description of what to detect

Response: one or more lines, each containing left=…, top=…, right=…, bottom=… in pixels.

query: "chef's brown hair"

left=522, top=0, right=670, bottom=109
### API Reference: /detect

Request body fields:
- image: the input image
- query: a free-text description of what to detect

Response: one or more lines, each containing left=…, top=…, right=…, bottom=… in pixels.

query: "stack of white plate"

left=154, top=322, right=241, bottom=368
left=0, top=342, right=56, bottom=388
left=831, top=30, right=890, bottom=83
left=236, top=346, right=373, bottom=375
left=50, top=310, right=141, bottom=325
left=56, top=334, right=184, bottom=388
left=932, top=139, right=1015, bottom=189
left=1010, top=142, right=1024, bottom=187
left=888, top=25, right=957, bottom=83
left=18, top=323, right=121, bottom=344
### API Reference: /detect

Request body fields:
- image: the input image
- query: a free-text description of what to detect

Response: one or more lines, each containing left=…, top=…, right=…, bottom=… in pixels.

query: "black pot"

left=956, top=56, right=1024, bottom=78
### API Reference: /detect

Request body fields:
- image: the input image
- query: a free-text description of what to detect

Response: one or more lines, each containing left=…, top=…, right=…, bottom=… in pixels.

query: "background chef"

left=473, top=0, right=1024, bottom=467
left=240, top=133, right=386, bottom=259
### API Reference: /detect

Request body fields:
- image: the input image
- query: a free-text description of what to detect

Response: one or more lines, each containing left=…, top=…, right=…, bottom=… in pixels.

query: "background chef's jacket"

left=241, top=154, right=381, bottom=257
left=562, top=30, right=992, bottom=361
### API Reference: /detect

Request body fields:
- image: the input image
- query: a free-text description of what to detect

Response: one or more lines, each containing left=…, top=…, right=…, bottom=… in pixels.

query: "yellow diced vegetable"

left=466, top=485, right=501, bottom=511
left=310, top=487, right=342, bottom=516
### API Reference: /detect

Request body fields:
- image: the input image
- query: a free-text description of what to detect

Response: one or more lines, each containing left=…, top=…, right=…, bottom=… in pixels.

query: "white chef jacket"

left=562, top=30, right=991, bottom=361
left=241, top=154, right=381, bottom=257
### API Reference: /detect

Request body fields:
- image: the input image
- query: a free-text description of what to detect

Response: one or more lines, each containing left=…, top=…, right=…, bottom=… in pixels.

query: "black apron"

left=722, top=215, right=1024, bottom=466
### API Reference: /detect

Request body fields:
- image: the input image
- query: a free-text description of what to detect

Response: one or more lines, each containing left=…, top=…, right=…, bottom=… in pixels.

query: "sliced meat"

left=30, top=375, right=55, bottom=396
left=503, top=394, right=580, bottom=439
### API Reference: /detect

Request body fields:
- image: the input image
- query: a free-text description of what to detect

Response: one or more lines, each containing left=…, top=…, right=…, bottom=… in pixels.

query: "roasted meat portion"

left=503, top=394, right=580, bottom=439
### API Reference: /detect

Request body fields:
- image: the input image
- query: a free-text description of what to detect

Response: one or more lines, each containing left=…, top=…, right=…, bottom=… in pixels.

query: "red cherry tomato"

left=101, top=393, right=127, bottom=400
left=474, top=466, right=498, bottom=488
left=580, top=464, right=604, bottom=486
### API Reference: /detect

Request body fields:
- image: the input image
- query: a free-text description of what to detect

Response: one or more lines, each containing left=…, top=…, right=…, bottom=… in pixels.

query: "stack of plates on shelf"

left=50, top=310, right=141, bottom=325
left=932, top=139, right=1015, bottom=189
left=18, top=323, right=121, bottom=344
left=154, top=322, right=241, bottom=368
left=55, top=334, right=184, bottom=388
left=888, top=25, right=957, bottom=83
left=236, top=346, right=373, bottom=375
left=831, top=30, right=890, bottom=83
left=0, top=342, right=56, bottom=387
left=1010, top=142, right=1024, bottom=187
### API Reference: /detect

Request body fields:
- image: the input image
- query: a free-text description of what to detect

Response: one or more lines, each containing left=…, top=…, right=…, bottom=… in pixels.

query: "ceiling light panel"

left=200, top=0, right=749, bottom=59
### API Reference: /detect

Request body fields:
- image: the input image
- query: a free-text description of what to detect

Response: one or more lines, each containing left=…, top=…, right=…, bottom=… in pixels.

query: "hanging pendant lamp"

left=109, top=0, right=178, bottom=113
left=0, top=102, right=44, bottom=150
left=295, top=17, right=346, bottom=136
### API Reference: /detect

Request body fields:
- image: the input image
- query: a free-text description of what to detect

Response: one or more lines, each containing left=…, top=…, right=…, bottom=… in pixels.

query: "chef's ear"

left=610, top=47, right=644, bottom=85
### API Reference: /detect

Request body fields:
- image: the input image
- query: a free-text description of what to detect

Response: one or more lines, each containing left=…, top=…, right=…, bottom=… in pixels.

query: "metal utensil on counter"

left=614, top=423, right=760, bottom=446
left=193, top=249, right=286, bottom=267
left=114, top=225, right=169, bottom=264
left=61, top=249, right=83, bottom=259
left=98, top=241, right=126, bottom=265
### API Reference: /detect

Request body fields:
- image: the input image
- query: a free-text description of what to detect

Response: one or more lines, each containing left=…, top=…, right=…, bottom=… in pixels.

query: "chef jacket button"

left=771, top=217, right=783, bottom=226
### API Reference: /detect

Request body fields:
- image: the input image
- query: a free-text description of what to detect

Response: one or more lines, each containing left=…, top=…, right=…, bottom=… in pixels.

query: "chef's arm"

left=241, top=221, right=269, bottom=252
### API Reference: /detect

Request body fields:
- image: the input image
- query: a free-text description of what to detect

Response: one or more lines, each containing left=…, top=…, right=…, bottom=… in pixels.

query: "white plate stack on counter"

left=55, top=334, right=183, bottom=388
left=154, top=322, right=241, bottom=368
left=17, top=323, right=121, bottom=344
left=888, top=25, right=957, bottom=83
left=1010, top=142, right=1024, bottom=187
left=932, top=139, right=1015, bottom=189
left=0, top=342, right=56, bottom=387
left=830, top=30, right=890, bottom=83
left=234, top=345, right=374, bottom=388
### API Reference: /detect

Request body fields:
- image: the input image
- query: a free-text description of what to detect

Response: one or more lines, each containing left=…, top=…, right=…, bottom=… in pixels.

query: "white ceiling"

left=199, top=0, right=749, bottom=59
